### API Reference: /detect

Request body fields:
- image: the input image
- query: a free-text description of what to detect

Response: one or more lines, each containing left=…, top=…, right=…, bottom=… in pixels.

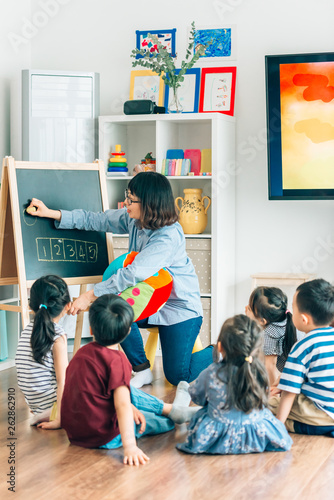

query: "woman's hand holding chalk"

left=26, top=206, right=37, bottom=214
left=26, top=198, right=62, bottom=221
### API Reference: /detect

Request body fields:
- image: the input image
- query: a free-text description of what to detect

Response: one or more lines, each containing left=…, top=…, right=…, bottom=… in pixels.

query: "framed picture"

left=164, top=68, right=201, bottom=113
left=199, top=67, right=236, bottom=115
left=266, top=52, right=334, bottom=200
left=192, top=25, right=236, bottom=60
left=129, top=70, right=165, bottom=106
left=136, top=29, right=176, bottom=58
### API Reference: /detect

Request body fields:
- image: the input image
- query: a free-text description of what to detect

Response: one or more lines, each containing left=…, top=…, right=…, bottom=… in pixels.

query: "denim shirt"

left=57, top=209, right=203, bottom=325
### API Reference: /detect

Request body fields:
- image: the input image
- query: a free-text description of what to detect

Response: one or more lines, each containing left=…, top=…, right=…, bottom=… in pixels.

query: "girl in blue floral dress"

left=177, top=314, right=293, bottom=455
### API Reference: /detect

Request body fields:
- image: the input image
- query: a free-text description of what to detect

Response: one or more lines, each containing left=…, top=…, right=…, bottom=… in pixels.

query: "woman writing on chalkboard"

left=28, top=172, right=213, bottom=388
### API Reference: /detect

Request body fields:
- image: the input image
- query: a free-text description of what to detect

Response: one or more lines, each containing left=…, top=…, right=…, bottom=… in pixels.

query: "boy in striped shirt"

left=270, top=279, right=334, bottom=436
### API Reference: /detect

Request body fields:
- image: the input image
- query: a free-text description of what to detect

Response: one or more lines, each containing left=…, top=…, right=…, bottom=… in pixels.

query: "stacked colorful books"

left=160, top=148, right=212, bottom=176
left=161, top=158, right=191, bottom=176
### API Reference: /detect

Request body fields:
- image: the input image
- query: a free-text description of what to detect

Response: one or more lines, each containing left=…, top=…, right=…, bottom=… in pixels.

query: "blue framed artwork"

left=164, top=68, right=201, bottom=113
left=136, top=29, right=176, bottom=58
left=193, top=26, right=235, bottom=59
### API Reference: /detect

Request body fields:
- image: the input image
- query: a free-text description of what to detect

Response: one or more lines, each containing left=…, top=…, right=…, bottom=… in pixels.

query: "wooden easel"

left=0, top=157, right=114, bottom=353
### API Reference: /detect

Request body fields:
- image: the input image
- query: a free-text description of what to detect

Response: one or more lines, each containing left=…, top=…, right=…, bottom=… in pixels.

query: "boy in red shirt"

left=61, top=294, right=197, bottom=465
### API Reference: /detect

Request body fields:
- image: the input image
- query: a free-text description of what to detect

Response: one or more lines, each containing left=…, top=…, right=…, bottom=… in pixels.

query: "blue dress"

left=177, top=363, right=293, bottom=455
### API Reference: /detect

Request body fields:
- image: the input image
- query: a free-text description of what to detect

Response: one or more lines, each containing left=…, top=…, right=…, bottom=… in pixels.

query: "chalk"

left=26, top=206, right=37, bottom=214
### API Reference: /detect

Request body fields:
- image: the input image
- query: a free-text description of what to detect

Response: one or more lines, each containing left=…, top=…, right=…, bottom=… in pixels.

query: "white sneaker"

left=130, top=368, right=153, bottom=388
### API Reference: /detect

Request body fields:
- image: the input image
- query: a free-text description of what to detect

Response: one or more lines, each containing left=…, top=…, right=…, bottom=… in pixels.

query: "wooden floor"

left=1, top=360, right=334, bottom=500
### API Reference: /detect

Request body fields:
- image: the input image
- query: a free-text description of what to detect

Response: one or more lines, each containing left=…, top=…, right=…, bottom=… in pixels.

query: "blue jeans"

left=120, top=316, right=214, bottom=386
left=293, top=421, right=334, bottom=437
left=100, top=387, right=174, bottom=449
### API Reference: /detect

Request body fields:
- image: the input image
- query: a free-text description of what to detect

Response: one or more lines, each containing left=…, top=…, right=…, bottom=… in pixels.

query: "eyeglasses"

left=124, top=189, right=141, bottom=205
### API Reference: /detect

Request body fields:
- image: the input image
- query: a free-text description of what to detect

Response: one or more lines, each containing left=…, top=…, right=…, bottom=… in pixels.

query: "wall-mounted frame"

left=136, top=29, right=176, bottom=58
left=266, top=52, right=334, bottom=200
left=193, top=25, right=236, bottom=60
left=129, top=70, right=165, bottom=106
left=199, top=67, right=236, bottom=115
left=164, top=68, right=201, bottom=113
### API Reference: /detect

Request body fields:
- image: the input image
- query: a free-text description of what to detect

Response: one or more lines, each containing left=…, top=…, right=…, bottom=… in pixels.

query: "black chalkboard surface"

left=16, top=168, right=109, bottom=281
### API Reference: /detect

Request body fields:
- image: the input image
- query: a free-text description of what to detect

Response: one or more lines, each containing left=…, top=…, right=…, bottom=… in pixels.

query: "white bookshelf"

left=99, top=113, right=236, bottom=343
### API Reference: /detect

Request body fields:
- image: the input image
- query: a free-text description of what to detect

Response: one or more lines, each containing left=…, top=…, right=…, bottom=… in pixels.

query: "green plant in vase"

left=131, top=22, right=207, bottom=113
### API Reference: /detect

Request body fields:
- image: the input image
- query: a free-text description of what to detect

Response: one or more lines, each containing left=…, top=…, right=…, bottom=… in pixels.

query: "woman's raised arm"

left=27, top=198, right=61, bottom=221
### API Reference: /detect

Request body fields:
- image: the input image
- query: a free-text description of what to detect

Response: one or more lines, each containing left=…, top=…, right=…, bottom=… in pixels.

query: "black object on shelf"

left=123, top=99, right=165, bottom=115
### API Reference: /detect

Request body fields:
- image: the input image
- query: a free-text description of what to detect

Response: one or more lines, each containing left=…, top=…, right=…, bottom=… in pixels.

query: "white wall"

left=230, top=0, right=334, bottom=311
left=3, top=0, right=334, bottom=314
left=0, top=2, right=31, bottom=162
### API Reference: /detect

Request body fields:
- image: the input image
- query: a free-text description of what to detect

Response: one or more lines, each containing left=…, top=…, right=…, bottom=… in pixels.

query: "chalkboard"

left=16, top=168, right=109, bottom=281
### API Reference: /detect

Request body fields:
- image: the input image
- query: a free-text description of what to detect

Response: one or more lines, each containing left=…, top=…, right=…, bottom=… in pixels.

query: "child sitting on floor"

left=245, top=286, right=297, bottom=385
left=177, top=314, right=292, bottom=455
left=270, top=279, right=334, bottom=436
left=15, top=275, right=71, bottom=429
left=61, top=294, right=198, bottom=466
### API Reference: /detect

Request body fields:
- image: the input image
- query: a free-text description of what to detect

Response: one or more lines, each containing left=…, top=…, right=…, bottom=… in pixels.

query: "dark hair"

left=89, top=294, right=134, bottom=346
left=29, top=275, right=71, bottom=364
left=249, top=286, right=297, bottom=358
left=128, top=172, right=178, bottom=230
left=296, top=278, right=334, bottom=326
left=216, top=314, right=269, bottom=413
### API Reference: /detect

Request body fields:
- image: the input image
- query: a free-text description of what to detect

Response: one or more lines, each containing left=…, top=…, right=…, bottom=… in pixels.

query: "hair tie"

left=39, top=304, right=47, bottom=310
left=245, top=356, right=253, bottom=364
left=286, top=309, right=291, bottom=315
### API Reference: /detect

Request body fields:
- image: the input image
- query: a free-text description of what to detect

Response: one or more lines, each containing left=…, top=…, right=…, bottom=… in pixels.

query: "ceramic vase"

left=175, top=188, right=211, bottom=234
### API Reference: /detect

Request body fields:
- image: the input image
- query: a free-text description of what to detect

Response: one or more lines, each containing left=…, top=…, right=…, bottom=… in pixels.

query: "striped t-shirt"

left=15, top=322, right=66, bottom=415
left=278, top=326, right=334, bottom=420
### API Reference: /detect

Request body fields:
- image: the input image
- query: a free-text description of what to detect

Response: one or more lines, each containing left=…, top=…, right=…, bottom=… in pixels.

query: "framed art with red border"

left=199, top=67, right=236, bottom=115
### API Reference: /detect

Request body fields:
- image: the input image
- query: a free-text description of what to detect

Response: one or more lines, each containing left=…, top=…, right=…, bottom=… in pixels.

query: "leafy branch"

left=131, top=22, right=208, bottom=90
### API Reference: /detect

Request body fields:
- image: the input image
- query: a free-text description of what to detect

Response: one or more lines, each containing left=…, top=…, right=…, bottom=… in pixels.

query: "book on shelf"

left=176, top=159, right=182, bottom=176
left=161, top=158, right=191, bottom=176
left=166, top=149, right=184, bottom=160
left=201, top=149, right=212, bottom=173
left=181, top=159, right=190, bottom=176
left=170, top=159, right=176, bottom=176
left=184, top=149, right=201, bottom=175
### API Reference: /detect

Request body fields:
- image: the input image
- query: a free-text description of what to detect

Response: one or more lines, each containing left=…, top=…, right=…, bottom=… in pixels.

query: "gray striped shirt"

left=15, top=322, right=66, bottom=414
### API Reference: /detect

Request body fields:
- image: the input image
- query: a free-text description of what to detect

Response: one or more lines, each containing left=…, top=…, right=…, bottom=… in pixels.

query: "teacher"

left=28, top=172, right=213, bottom=387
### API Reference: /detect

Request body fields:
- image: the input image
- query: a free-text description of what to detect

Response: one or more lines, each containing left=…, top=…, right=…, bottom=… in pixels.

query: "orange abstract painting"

left=280, top=62, right=334, bottom=189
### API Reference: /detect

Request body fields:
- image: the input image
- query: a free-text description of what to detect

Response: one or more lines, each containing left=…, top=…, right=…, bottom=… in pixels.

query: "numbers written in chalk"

left=36, top=238, right=98, bottom=263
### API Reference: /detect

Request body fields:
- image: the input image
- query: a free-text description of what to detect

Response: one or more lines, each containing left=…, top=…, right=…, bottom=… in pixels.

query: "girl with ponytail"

left=245, top=287, right=297, bottom=385
left=15, top=275, right=71, bottom=429
left=177, top=314, right=292, bottom=455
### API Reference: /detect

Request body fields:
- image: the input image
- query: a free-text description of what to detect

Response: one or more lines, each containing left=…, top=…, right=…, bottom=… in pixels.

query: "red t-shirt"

left=61, top=342, right=132, bottom=448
